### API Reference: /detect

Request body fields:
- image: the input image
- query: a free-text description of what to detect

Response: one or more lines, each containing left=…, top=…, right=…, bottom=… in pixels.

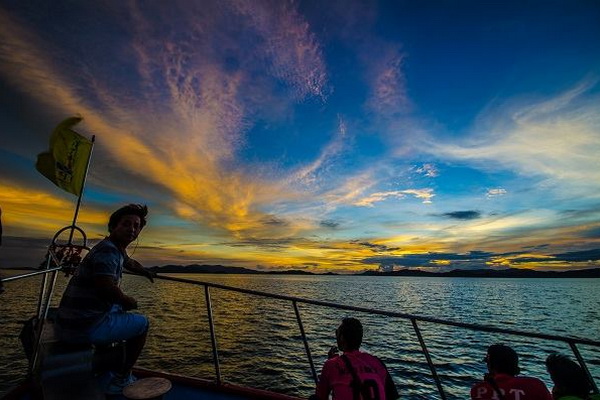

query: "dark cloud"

left=581, top=227, right=600, bottom=239
left=551, top=248, right=600, bottom=262
left=292, top=265, right=309, bottom=269
left=558, top=207, right=600, bottom=219
left=261, top=215, right=289, bottom=227
left=350, top=240, right=400, bottom=253
left=320, top=219, right=340, bottom=229
left=521, top=244, right=550, bottom=250
left=441, top=211, right=481, bottom=220
left=506, top=249, right=600, bottom=264
left=224, top=237, right=294, bottom=249
left=363, top=251, right=497, bottom=270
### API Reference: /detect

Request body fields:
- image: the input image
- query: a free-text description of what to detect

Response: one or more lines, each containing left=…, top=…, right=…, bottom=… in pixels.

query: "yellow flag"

left=35, top=117, right=93, bottom=196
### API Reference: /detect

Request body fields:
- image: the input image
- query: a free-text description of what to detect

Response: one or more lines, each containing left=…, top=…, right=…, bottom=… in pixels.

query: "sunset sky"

left=1, top=1, right=599, bottom=273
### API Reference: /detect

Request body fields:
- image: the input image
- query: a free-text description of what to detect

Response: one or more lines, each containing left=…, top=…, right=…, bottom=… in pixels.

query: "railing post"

left=31, top=255, right=55, bottom=374
left=205, top=285, right=222, bottom=385
left=31, top=268, right=60, bottom=374
left=411, top=318, right=446, bottom=400
left=569, top=341, right=599, bottom=394
left=293, top=301, right=318, bottom=384
left=35, top=254, right=53, bottom=320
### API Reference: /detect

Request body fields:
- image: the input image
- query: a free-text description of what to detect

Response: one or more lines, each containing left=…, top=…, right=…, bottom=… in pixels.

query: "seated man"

left=56, top=204, right=155, bottom=394
left=314, top=317, right=399, bottom=400
left=471, top=344, right=552, bottom=400
left=545, top=353, right=600, bottom=400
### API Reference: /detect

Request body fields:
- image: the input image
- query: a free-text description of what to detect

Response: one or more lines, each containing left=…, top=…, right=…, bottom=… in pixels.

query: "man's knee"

left=131, top=314, right=149, bottom=337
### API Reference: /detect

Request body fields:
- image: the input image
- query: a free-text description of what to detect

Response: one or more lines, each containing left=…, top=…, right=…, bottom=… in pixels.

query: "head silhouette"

left=108, top=204, right=148, bottom=233
left=336, top=317, right=363, bottom=352
left=485, top=344, right=520, bottom=376
left=546, top=353, right=591, bottom=398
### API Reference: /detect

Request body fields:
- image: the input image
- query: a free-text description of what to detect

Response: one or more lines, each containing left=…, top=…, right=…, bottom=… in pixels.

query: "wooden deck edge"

left=133, top=367, right=305, bottom=400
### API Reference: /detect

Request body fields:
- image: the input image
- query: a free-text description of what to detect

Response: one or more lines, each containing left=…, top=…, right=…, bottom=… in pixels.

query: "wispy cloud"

left=414, top=163, right=439, bottom=178
left=229, top=0, right=328, bottom=99
left=487, top=188, right=507, bottom=198
left=1, top=3, right=598, bottom=273
left=354, top=188, right=434, bottom=207
left=0, top=4, right=324, bottom=242
left=291, top=116, right=349, bottom=187
left=0, top=180, right=107, bottom=235
left=366, top=48, right=409, bottom=116
left=423, top=80, right=600, bottom=193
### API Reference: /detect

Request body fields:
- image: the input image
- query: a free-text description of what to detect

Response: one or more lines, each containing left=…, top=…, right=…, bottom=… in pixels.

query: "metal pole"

left=41, top=269, right=59, bottom=320
left=293, top=301, right=318, bottom=384
left=411, top=318, right=446, bottom=400
left=31, top=269, right=60, bottom=373
left=35, top=255, right=53, bottom=320
left=569, top=341, right=599, bottom=394
left=204, top=286, right=221, bottom=385
left=68, top=135, right=95, bottom=245
left=1, top=267, right=62, bottom=283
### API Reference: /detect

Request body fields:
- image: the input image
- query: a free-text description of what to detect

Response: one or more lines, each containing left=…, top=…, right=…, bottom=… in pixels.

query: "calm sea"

left=1, top=273, right=599, bottom=399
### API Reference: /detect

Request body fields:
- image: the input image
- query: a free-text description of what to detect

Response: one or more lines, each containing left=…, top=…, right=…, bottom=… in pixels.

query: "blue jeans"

left=87, top=305, right=148, bottom=345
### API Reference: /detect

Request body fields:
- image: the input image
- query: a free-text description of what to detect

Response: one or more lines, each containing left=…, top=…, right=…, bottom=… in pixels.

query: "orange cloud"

left=0, top=181, right=107, bottom=237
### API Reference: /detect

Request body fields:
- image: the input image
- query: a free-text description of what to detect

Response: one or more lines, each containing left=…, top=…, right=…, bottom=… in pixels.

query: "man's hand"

left=139, top=268, right=156, bottom=283
left=122, top=295, right=138, bottom=311
left=145, top=269, right=157, bottom=283
left=327, top=345, right=339, bottom=359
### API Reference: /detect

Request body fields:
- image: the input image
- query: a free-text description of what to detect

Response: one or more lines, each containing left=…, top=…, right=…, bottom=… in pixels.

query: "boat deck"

left=6, top=368, right=301, bottom=400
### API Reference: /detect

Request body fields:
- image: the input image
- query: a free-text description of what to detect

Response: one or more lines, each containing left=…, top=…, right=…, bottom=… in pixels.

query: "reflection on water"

left=1, top=273, right=599, bottom=399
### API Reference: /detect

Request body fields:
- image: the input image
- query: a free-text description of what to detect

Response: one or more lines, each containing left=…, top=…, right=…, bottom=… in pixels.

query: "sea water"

left=1, top=273, right=599, bottom=399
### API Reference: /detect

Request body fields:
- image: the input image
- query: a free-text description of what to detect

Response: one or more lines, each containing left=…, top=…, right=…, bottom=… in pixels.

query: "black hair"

left=338, top=317, right=363, bottom=351
left=487, top=344, right=520, bottom=376
left=546, top=353, right=591, bottom=398
left=108, top=204, right=148, bottom=233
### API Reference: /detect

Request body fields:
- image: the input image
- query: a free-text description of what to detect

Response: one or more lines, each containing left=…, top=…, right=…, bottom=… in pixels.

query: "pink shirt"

left=471, top=373, right=553, bottom=400
left=315, top=350, right=398, bottom=400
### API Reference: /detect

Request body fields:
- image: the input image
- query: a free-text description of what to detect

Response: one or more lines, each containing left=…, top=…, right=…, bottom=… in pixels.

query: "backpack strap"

left=341, top=354, right=361, bottom=400
left=484, top=374, right=506, bottom=400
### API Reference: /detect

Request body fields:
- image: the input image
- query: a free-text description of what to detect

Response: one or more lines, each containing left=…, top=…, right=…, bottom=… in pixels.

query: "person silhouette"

left=56, top=204, right=155, bottom=395
left=471, top=344, right=552, bottom=400
left=545, top=353, right=600, bottom=400
left=313, top=317, right=399, bottom=400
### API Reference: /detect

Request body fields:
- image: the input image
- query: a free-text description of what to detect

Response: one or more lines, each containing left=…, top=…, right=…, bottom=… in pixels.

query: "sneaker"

left=105, top=372, right=137, bottom=395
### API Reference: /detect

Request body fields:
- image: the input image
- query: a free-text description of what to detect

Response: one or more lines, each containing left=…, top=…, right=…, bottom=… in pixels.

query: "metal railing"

left=152, top=274, right=600, bottom=399
left=3, top=268, right=599, bottom=398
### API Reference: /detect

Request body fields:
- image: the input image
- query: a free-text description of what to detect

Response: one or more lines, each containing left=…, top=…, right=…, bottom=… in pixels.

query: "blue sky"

left=0, top=0, right=599, bottom=272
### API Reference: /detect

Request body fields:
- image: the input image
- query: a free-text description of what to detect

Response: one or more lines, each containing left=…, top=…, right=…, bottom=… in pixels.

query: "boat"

left=1, top=225, right=599, bottom=400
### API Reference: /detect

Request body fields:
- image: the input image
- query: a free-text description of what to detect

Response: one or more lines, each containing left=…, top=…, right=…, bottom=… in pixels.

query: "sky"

left=0, top=0, right=599, bottom=273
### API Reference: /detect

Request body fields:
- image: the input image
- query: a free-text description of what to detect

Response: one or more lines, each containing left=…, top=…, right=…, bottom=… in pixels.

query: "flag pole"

left=67, top=135, right=95, bottom=245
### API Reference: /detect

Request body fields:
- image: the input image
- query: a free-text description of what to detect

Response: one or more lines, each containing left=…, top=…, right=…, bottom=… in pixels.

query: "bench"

left=36, top=319, right=103, bottom=399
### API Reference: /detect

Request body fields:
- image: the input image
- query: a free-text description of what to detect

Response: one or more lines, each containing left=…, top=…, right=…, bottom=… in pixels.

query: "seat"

left=36, top=319, right=103, bottom=400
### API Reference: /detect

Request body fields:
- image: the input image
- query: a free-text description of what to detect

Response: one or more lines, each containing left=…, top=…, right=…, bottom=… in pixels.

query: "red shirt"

left=471, top=373, right=553, bottom=400
left=315, top=350, right=398, bottom=400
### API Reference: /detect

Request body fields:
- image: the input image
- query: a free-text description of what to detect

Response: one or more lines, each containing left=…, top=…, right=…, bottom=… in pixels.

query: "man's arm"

left=124, top=258, right=156, bottom=282
left=375, top=357, right=399, bottom=400
left=384, top=369, right=399, bottom=400
left=94, top=275, right=138, bottom=310
left=314, top=361, right=332, bottom=400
